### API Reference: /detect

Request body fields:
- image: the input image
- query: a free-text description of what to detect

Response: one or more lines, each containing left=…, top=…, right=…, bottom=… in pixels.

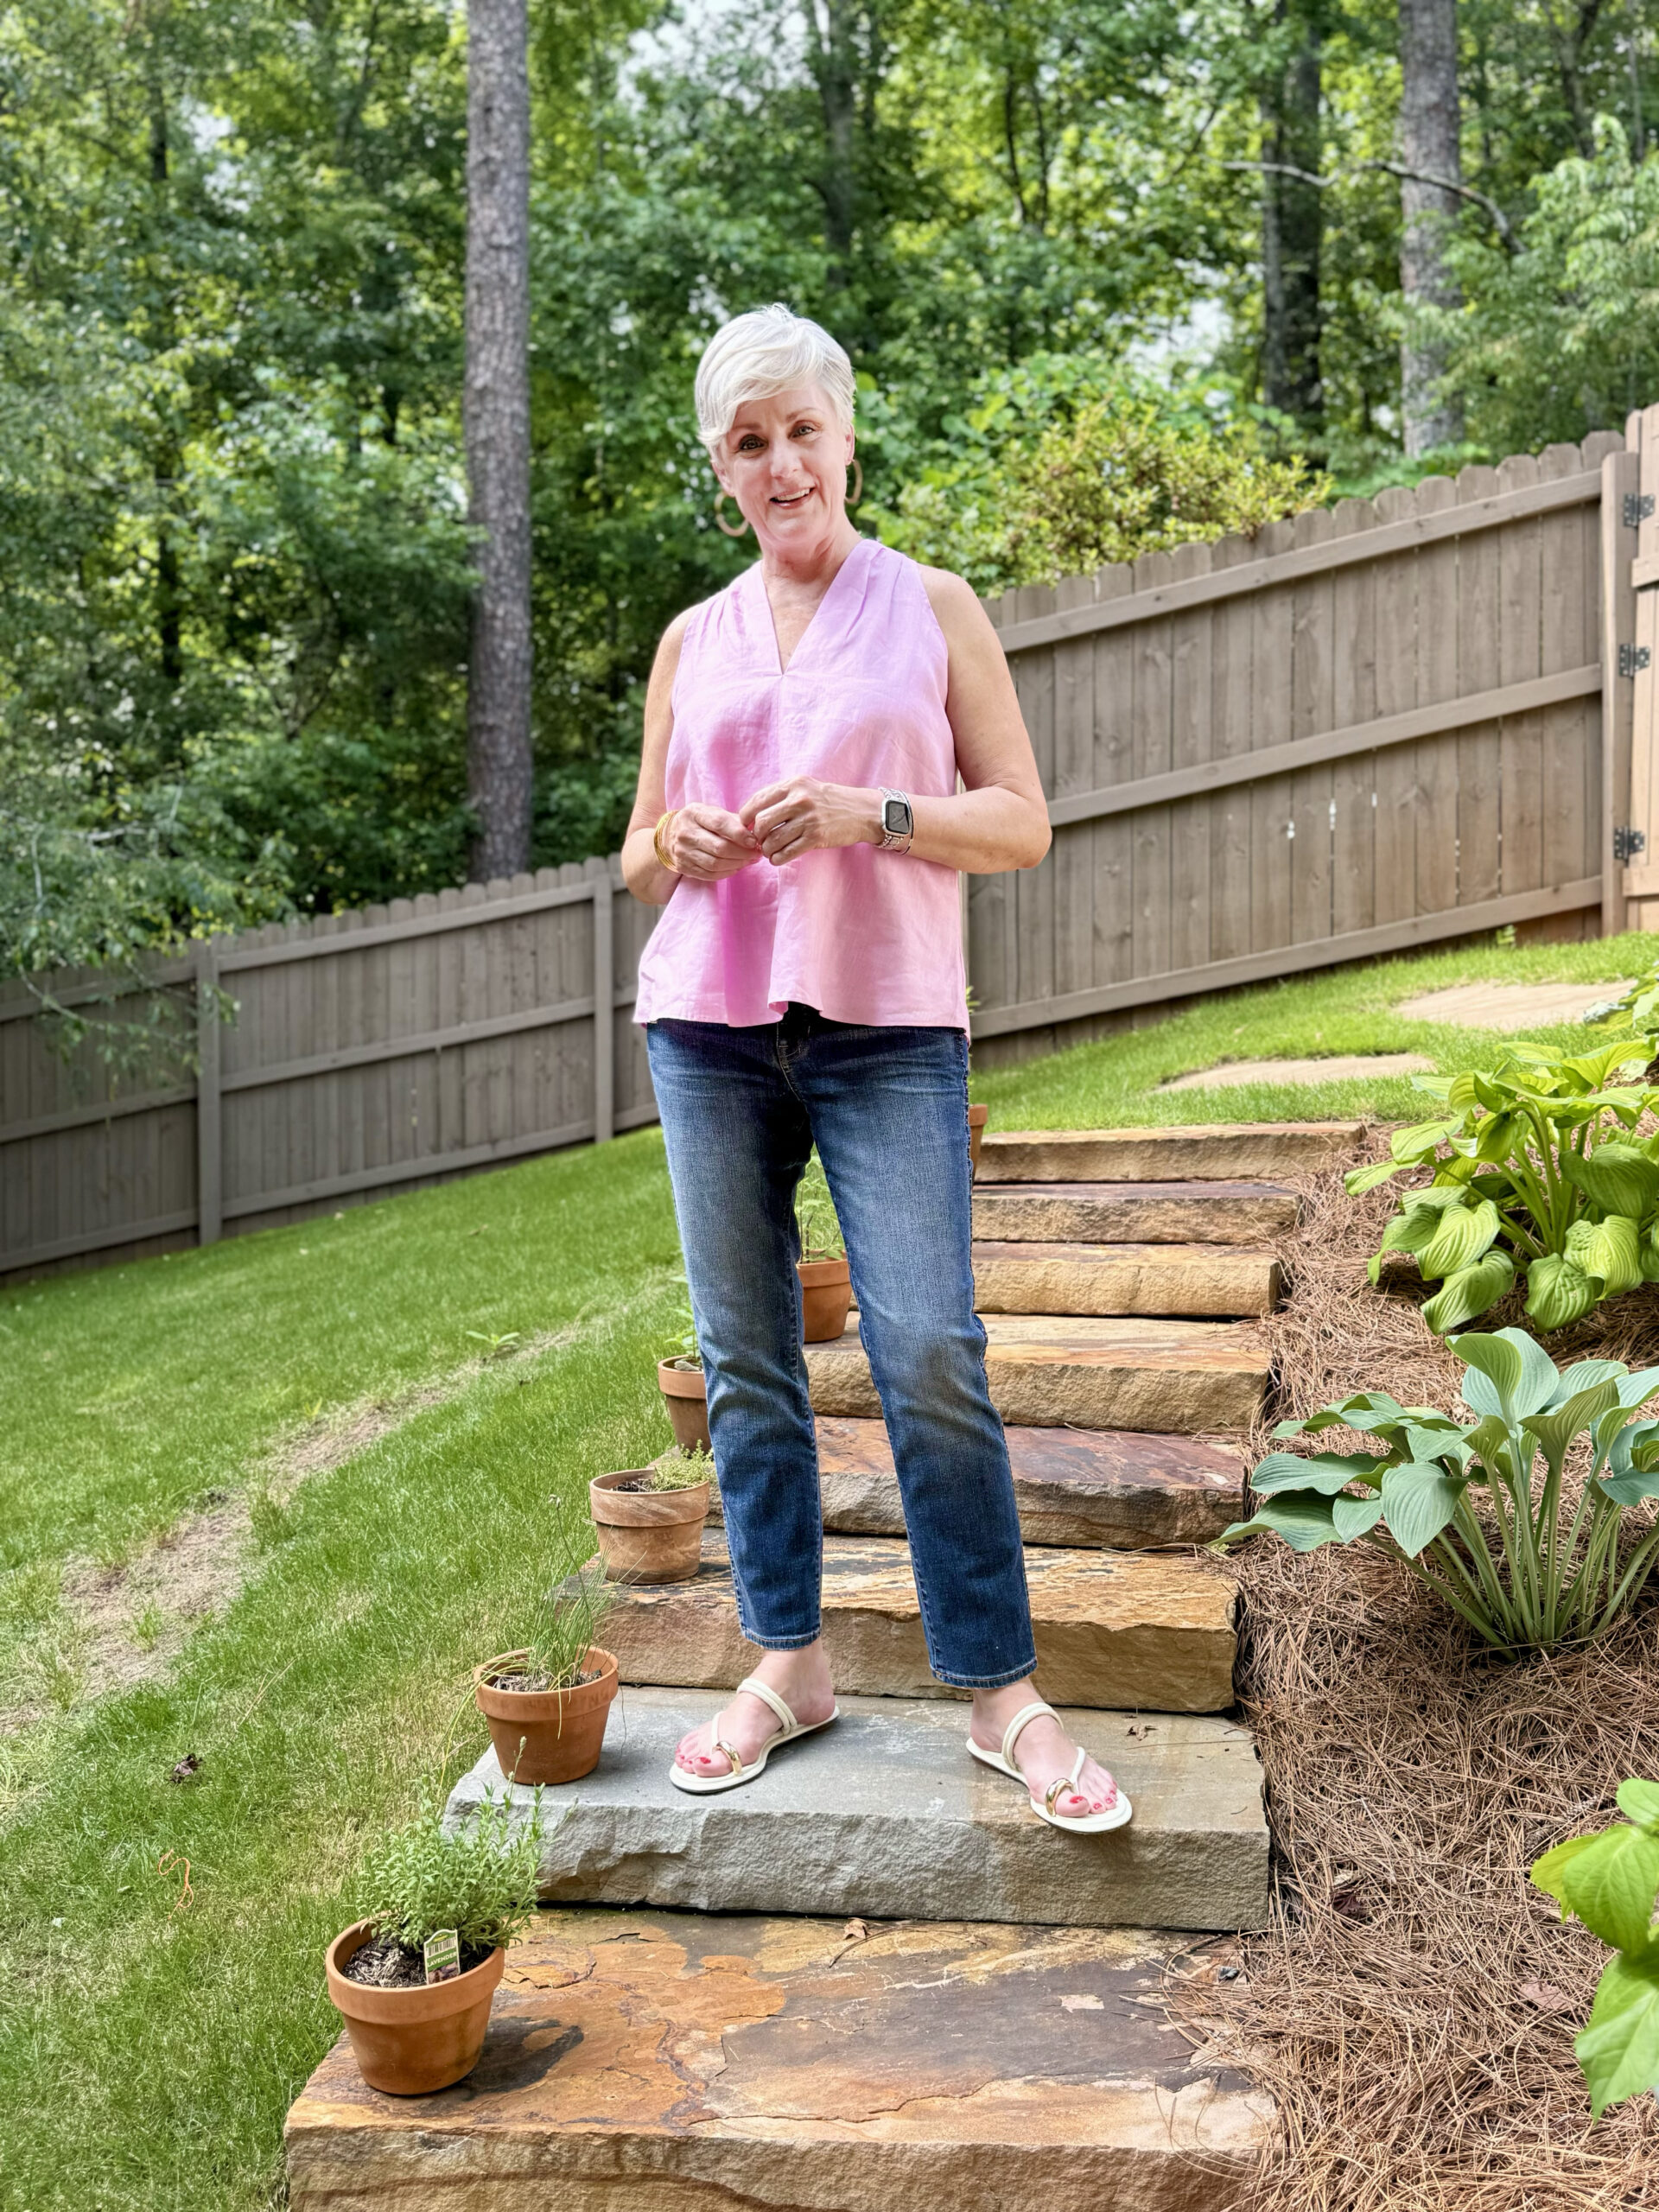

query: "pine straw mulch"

left=1170, top=1145, right=1659, bottom=2212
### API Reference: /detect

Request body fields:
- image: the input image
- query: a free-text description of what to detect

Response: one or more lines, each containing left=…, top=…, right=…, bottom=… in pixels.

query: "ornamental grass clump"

left=1220, top=1327, right=1659, bottom=1654
left=1349, top=1038, right=1659, bottom=1333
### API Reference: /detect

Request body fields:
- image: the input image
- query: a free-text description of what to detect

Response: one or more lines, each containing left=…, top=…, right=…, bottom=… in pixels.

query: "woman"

left=622, top=303, right=1128, bottom=1833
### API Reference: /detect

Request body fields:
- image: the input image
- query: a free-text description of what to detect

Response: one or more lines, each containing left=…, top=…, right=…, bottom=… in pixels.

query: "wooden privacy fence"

left=0, top=859, right=658, bottom=1278
left=8, top=414, right=1659, bottom=1276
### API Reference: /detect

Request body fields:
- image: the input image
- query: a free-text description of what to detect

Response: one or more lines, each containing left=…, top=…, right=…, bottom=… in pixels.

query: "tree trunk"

left=804, top=0, right=857, bottom=285
left=464, top=0, right=534, bottom=884
left=1398, top=0, right=1464, bottom=456
left=1261, top=4, right=1323, bottom=424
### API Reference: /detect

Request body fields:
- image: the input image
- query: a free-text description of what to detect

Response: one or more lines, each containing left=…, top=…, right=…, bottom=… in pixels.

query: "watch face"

left=883, top=797, right=908, bottom=835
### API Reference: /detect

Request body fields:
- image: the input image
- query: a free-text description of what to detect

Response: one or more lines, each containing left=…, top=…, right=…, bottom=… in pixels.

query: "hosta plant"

left=1348, top=1039, right=1659, bottom=1333
left=1219, top=1328, right=1659, bottom=1654
left=1532, top=1779, right=1659, bottom=2116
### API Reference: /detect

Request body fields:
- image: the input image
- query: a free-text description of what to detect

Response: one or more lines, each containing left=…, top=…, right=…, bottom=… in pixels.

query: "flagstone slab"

left=1160, top=1053, right=1431, bottom=1091
left=1394, top=979, right=1636, bottom=1031
left=285, top=1907, right=1272, bottom=2212
left=973, top=1239, right=1281, bottom=1318
left=582, top=1532, right=1237, bottom=1713
left=972, top=1179, right=1298, bottom=1247
left=977, top=1122, right=1363, bottom=1182
left=806, top=1315, right=1272, bottom=1434
left=701, top=1416, right=1246, bottom=1548
left=448, top=1689, right=1269, bottom=1933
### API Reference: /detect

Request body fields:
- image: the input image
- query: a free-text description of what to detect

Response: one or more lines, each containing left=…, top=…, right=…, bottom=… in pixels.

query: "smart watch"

left=879, top=788, right=913, bottom=852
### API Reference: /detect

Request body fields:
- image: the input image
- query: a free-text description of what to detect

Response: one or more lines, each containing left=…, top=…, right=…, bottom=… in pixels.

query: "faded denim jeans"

left=645, top=1003, right=1036, bottom=1689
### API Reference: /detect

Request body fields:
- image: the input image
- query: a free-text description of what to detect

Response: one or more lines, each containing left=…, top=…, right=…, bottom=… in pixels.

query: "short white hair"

left=694, top=304, right=855, bottom=453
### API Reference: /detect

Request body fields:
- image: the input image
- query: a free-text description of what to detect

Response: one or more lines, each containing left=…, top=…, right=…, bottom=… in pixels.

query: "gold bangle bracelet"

left=652, top=809, right=679, bottom=874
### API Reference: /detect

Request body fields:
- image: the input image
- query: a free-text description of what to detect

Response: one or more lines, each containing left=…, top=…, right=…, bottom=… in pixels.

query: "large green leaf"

left=1216, top=1493, right=1344, bottom=1554
left=1452, top=1328, right=1561, bottom=1419
left=1389, top=1118, right=1460, bottom=1163
left=1566, top=1215, right=1643, bottom=1299
left=1418, top=1198, right=1502, bottom=1282
left=1421, top=1250, right=1516, bottom=1335
left=1598, top=1420, right=1659, bottom=1505
left=1524, top=1252, right=1601, bottom=1333
left=1294, top=1392, right=1410, bottom=1437
left=1618, top=1780, right=1659, bottom=1834
left=1524, top=1379, right=1624, bottom=1471
left=1553, top=1357, right=1631, bottom=1402
left=1250, top=1450, right=1385, bottom=1497
left=1577, top=1952, right=1659, bottom=2116
left=1379, top=1460, right=1465, bottom=1557
left=1566, top=1142, right=1659, bottom=1219
left=1560, top=1822, right=1659, bottom=1953
left=1344, top=1158, right=1401, bottom=1195
left=1332, top=1491, right=1386, bottom=1539
left=1615, top=1365, right=1659, bottom=1410
left=1471, top=1111, right=1520, bottom=1163
left=1531, top=1833, right=1600, bottom=1910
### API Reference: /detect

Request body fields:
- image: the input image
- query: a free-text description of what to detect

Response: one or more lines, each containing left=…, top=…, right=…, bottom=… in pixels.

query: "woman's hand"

left=666, top=804, right=761, bottom=880
left=740, top=778, right=880, bottom=866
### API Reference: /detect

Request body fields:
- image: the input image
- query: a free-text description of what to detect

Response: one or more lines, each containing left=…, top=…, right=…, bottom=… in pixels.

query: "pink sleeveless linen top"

left=633, top=536, right=969, bottom=1031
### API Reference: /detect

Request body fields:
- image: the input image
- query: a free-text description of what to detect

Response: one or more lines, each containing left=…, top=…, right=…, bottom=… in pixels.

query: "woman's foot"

left=673, top=1641, right=836, bottom=1779
left=969, top=1681, right=1118, bottom=1820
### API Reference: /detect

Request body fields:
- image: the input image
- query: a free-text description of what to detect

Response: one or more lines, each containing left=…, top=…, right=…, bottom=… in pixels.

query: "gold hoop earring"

left=714, top=491, right=750, bottom=538
left=847, top=457, right=863, bottom=507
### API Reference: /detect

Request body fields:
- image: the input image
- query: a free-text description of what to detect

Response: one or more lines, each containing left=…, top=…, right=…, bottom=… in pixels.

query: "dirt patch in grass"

left=1173, top=1147, right=1659, bottom=2209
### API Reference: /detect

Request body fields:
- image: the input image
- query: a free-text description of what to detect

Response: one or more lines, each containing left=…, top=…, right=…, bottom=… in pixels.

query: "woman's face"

left=713, top=384, right=855, bottom=550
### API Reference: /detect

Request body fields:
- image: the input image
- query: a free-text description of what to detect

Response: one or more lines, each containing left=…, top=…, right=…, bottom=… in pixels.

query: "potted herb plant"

left=325, top=1792, right=541, bottom=2096
left=590, top=1445, right=712, bottom=1583
left=657, top=1280, right=709, bottom=1452
left=474, top=1570, right=620, bottom=1785
left=795, top=1156, right=852, bottom=1342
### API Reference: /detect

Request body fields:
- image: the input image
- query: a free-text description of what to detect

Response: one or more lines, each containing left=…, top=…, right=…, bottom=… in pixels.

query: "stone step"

left=583, top=1532, right=1237, bottom=1713
left=974, top=1239, right=1280, bottom=1318
left=806, top=1314, right=1271, bottom=1433
left=978, top=1120, right=1363, bottom=1183
left=448, top=1689, right=1269, bottom=1933
left=974, top=1179, right=1297, bottom=1247
left=285, top=1905, right=1272, bottom=2212
left=707, top=1415, right=1247, bottom=1548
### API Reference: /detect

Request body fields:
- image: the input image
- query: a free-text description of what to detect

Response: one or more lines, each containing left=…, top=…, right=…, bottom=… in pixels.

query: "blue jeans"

left=645, top=1005, right=1036, bottom=1689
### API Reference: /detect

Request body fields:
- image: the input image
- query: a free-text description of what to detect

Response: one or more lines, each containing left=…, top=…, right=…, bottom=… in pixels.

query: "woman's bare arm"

left=621, top=610, right=759, bottom=906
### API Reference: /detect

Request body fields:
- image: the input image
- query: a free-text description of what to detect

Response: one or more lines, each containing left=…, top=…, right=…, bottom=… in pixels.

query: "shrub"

left=1532, top=1779, right=1659, bottom=2116
left=1349, top=1039, right=1659, bottom=1333
left=1219, top=1328, right=1659, bottom=1654
left=358, top=1792, right=542, bottom=1957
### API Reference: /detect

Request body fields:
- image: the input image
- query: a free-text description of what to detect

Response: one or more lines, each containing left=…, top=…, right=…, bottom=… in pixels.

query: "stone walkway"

left=1161, top=1052, right=1433, bottom=1090
left=1394, top=979, right=1636, bottom=1029
left=286, top=1121, right=1367, bottom=2210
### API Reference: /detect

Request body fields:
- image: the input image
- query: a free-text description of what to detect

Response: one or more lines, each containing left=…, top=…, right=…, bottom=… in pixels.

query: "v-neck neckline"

left=755, top=537, right=868, bottom=676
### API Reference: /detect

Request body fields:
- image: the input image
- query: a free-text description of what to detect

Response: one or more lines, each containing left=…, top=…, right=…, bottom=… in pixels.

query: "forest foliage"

left=4, top=0, right=1659, bottom=991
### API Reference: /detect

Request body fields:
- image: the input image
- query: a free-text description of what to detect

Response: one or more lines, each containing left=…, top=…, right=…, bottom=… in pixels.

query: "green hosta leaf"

left=1402, top=1420, right=1471, bottom=1466
left=1598, top=1420, right=1659, bottom=1505
left=1525, top=1379, right=1624, bottom=1471
left=1524, top=1253, right=1601, bottom=1333
left=1531, top=1833, right=1599, bottom=1910
left=1421, top=1250, right=1516, bottom=1335
left=1250, top=1451, right=1386, bottom=1497
left=1409, top=1074, right=1457, bottom=1101
left=1389, top=1118, right=1460, bottom=1162
left=1553, top=1358, right=1631, bottom=1402
left=1344, top=1158, right=1401, bottom=1195
left=1332, top=1491, right=1386, bottom=1540
left=1472, top=1111, right=1520, bottom=1163
left=1566, top=1143, right=1659, bottom=1219
left=1461, top=1413, right=1521, bottom=1479
left=1471, top=1071, right=1515, bottom=1114
left=1452, top=1328, right=1561, bottom=1419
left=1618, top=1780, right=1659, bottom=1834
left=1577, top=1951, right=1659, bottom=2116
left=1559, top=1822, right=1659, bottom=1953
left=1418, top=1198, right=1502, bottom=1282
left=1566, top=1215, right=1643, bottom=1299
left=1379, top=1460, right=1465, bottom=1557
left=1216, top=1493, right=1344, bottom=1554
left=1293, top=1392, right=1409, bottom=1437
left=1641, top=1234, right=1659, bottom=1284
left=1617, top=1366, right=1659, bottom=1408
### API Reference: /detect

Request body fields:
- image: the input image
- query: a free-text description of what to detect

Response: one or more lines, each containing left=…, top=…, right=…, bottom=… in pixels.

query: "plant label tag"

left=423, top=1929, right=461, bottom=1984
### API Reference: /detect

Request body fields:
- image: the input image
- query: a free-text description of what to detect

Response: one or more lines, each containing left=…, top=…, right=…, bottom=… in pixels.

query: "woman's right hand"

left=665, top=804, right=760, bottom=881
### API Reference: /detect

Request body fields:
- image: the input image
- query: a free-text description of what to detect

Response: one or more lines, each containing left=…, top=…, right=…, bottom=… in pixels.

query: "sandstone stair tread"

left=977, top=1121, right=1363, bottom=1182
left=582, top=1531, right=1237, bottom=1713
left=448, top=1690, right=1269, bottom=1932
left=698, top=1416, right=1247, bottom=1547
left=285, top=1906, right=1271, bottom=2212
left=973, top=1179, right=1298, bottom=1246
left=973, top=1239, right=1281, bottom=1318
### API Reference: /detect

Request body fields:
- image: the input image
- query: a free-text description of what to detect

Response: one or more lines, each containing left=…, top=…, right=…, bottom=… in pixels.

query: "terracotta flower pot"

left=326, top=1920, right=505, bottom=2095
left=968, top=1102, right=988, bottom=1174
left=590, top=1469, right=709, bottom=1584
left=798, top=1255, right=852, bottom=1342
left=658, top=1357, right=710, bottom=1452
left=473, top=1645, right=618, bottom=1785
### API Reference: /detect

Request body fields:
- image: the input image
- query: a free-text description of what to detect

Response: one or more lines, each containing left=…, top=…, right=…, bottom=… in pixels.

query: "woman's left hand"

left=740, top=778, right=879, bottom=866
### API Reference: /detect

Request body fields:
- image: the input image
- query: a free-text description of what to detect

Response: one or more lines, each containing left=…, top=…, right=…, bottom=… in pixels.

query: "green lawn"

left=0, top=931, right=1650, bottom=2211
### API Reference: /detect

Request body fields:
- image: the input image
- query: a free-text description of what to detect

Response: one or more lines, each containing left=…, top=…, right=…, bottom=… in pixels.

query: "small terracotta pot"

left=658, top=1357, right=710, bottom=1452
left=473, top=1645, right=618, bottom=1785
left=798, top=1255, right=852, bottom=1343
left=326, top=1920, right=505, bottom=2095
left=590, top=1469, right=709, bottom=1584
left=968, top=1102, right=988, bottom=1174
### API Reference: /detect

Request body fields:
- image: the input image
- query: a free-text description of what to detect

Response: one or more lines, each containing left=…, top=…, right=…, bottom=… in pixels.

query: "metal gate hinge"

left=1620, top=643, right=1652, bottom=677
left=1617, top=826, right=1648, bottom=864
left=1627, top=493, right=1656, bottom=529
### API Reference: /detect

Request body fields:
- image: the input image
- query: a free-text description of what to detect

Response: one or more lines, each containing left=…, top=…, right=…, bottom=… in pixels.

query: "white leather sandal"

left=967, top=1699, right=1133, bottom=1833
left=668, top=1675, right=840, bottom=1796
